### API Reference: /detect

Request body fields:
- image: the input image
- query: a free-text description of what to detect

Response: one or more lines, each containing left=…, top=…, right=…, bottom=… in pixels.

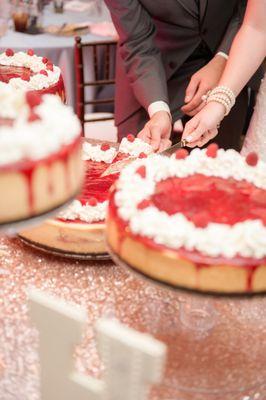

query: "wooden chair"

left=74, top=36, right=117, bottom=142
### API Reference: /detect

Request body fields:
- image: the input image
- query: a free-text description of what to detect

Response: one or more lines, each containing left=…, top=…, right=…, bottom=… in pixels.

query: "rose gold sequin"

left=0, top=235, right=266, bottom=400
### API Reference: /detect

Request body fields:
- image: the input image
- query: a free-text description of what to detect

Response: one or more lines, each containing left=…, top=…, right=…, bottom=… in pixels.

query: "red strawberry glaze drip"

left=0, top=137, right=81, bottom=215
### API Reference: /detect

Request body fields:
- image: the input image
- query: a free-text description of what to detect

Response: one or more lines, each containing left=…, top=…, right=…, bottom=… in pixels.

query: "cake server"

left=101, top=139, right=187, bottom=177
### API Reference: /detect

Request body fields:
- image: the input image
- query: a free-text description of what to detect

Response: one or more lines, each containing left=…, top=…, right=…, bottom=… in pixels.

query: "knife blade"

left=160, top=139, right=187, bottom=157
left=100, top=157, right=136, bottom=177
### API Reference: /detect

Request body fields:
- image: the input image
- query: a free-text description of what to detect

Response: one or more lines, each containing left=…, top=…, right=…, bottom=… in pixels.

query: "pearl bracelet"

left=210, top=86, right=235, bottom=105
left=204, top=86, right=236, bottom=116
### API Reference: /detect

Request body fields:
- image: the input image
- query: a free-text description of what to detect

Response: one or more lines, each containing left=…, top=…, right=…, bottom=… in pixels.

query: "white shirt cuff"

left=148, top=101, right=171, bottom=119
left=216, top=51, right=229, bottom=60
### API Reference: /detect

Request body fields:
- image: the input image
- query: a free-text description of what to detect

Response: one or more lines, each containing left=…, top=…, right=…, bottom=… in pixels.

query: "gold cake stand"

left=19, top=235, right=110, bottom=261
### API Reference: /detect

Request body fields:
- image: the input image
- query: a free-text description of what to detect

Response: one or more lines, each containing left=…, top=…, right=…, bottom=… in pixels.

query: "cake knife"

left=160, top=138, right=187, bottom=156
left=101, top=139, right=187, bottom=177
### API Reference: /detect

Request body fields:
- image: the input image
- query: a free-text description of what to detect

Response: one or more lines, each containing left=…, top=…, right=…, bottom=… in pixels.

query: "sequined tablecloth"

left=0, top=236, right=266, bottom=400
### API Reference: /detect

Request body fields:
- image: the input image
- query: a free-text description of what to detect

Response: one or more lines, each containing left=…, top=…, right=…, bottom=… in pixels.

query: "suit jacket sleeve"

left=104, top=0, right=169, bottom=111
left=217, top=1, right=246, bottom=54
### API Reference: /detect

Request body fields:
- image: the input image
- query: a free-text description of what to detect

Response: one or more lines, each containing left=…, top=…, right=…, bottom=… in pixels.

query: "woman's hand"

left=182, top=101, right=226, bottom=148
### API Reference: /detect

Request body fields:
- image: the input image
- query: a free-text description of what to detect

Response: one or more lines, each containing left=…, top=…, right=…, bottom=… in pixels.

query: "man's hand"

left=181, top=55, right=227, bottom=116
left=138, top=111, right=172, bottom=152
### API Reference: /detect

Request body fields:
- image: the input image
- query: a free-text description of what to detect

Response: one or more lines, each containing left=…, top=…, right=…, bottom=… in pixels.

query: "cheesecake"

left=0, top=85, right=83, bottom=225
left=107, top=145, right=266, bottom=294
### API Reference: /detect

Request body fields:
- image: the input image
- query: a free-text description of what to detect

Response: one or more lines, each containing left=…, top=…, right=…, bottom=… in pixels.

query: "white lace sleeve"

left=241, top=73, right=266, bottom=161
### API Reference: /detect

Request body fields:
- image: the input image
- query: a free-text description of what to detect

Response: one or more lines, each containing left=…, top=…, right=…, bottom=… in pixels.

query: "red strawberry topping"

left=175, top=148, right=189, bottom=160
left=39, top=70, right=48, bottom=76
left=101, top=143, right=110, bottom=151
left=136, top=165, right=146, bottom=178
left=192, top=212, right=209, bottom=228
left=88, top=197, right=98, bottom=207
left=139, top=152, right=147, bottom=159
left=27, top=49, right=34, bottom=56
left=137, top=199, right=151, bottom=210
left=28, top=112, right=41, bottom=123
left=5, top=48, right=14, bottom=57
left=46, top=63, right=54, bottom=71
left=21, top=72, right=30, bottom=81
left=136, top=165, right=146, bottom=179
left=26, top=92, right=42, bottom=108
left=206, top=143, right=219, bottom=158
left=246, top=152, right=258, bottom=167
left=127, top=134, right=135, bottom=142
left=42, top=57, right=48, bottom=64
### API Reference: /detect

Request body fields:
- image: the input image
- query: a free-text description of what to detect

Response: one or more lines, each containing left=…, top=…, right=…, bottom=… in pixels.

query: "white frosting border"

left=114, top=149, right=266, bottom=259
left=0, top=51, right=61, bottom=90
left=119, top=137, right=153, bottom=157
left=82, top=142, right=117, bottom=163
left=58, top=199, right=107, bottom=223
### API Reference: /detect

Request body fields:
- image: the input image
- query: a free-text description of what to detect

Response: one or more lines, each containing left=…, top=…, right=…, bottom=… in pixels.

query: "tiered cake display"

left=107, top=144, right=266, bottom=294
left=20, top=136, right=153, bottom=257
left=0, top=49, right=65, bottom=101
left=0, top=85, right=83, bottom=229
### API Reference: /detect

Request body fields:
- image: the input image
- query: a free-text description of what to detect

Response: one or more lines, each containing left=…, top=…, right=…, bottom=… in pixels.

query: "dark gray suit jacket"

left=105, top=0, right=244, bottom=126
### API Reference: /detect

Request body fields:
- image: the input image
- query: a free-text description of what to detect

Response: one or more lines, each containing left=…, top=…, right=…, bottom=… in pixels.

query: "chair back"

left=74, top=36, right=117, bottom=135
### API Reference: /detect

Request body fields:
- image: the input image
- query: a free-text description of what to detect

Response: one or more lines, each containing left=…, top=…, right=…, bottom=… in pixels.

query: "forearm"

left=219, top=0, right=266, bottom=95
left=219, top=25, right=265, bottom=95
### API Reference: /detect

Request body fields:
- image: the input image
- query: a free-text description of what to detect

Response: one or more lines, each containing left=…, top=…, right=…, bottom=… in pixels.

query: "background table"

left=0, top=2, right=114, bottom=108
left=0, top=235, right=266, bottom=400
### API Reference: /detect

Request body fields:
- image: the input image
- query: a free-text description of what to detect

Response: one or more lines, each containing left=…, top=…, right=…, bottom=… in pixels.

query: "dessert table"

left=0, top=2, right=115, bottom=108
left=1, top=235, right=266, bottom=400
